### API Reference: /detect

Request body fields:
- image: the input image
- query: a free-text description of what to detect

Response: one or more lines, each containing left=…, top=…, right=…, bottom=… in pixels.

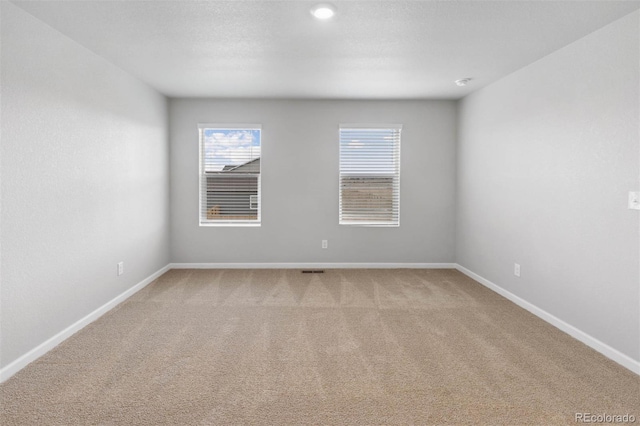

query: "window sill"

left=339, top=222, right=399, bottom=227
left=200, top=222, right=261, bottom=227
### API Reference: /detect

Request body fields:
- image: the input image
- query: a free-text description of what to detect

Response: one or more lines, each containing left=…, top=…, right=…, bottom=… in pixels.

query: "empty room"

left=1, top=0, right=639, bottom=424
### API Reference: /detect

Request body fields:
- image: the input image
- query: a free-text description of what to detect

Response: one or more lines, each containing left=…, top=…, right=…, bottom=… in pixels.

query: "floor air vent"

left=301, top=270, right=325, bottom=274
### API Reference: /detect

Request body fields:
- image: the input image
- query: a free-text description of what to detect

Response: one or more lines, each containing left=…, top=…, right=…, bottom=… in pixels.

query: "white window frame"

left=339, top=123, right=401, bottom=227
left=198, top=123, right=262, bottom=227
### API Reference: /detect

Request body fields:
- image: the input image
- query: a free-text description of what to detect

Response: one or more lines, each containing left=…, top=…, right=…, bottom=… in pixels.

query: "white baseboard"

left=170, top=262, right=457, bottom=269
left=0, top=264, right=171, bottom=383
left=455, top=264, right=640, bottom=375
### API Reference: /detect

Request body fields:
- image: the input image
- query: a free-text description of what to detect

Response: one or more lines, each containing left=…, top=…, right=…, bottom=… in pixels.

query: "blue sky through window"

left=339, top=128, right=399, bottom=174
left=203, top=128, right=261, bottom=172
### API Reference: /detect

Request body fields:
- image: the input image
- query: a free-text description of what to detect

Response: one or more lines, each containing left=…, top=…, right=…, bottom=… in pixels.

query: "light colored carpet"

left=1, top=269, right=638, bottom=425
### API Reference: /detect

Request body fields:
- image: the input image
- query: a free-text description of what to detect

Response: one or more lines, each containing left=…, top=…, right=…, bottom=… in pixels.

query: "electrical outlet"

left=321, top=240, right=328, bottom=249
left=117, top=261, right=124, bottom=276
left=514, top=263, right=521, bottom=277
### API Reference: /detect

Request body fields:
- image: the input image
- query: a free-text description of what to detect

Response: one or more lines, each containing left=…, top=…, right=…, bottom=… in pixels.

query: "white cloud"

left=204, top=130, right=260, bottom=170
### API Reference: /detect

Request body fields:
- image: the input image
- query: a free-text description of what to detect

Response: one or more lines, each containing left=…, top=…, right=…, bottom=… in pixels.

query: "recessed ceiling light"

left=455, top=78, right=472, bottom=87
left=311, top=3, right=336, bottom=20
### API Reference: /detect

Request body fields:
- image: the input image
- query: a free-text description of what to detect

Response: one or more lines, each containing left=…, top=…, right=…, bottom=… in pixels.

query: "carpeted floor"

left=1, top=269, right=638, bottom=425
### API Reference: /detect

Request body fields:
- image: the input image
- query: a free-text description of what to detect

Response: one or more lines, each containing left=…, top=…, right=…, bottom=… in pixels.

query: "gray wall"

left=456, top=11, right=640, bottom=361
left=0, top=3, right=170, bottom=368
left=170, top=99, right=457, bottom=263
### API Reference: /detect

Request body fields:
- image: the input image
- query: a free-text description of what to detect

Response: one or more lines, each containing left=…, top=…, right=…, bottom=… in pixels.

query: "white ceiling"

left=10, top=0, right=640, bottom=99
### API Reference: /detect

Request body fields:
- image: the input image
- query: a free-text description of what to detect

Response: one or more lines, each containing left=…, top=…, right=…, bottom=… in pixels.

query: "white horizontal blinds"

left=339, top=125, right=401, bottom=226
left=199, top=124, right=261, bottom=225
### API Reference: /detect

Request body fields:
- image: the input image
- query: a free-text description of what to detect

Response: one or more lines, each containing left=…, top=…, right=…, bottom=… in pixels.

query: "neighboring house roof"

left=223, top=157, right=260, bottom=173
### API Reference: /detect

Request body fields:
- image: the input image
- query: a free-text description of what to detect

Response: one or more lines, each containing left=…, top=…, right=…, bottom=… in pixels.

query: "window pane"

left=339, top=126, right=401, bottom=226
left=199, top=126, right=261, bottom=225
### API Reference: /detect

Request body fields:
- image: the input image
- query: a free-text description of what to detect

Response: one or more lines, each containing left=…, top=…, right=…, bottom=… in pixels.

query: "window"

left=199, top=124, right=261, bottom=226
left=339, top=124, right=401, bottom=226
